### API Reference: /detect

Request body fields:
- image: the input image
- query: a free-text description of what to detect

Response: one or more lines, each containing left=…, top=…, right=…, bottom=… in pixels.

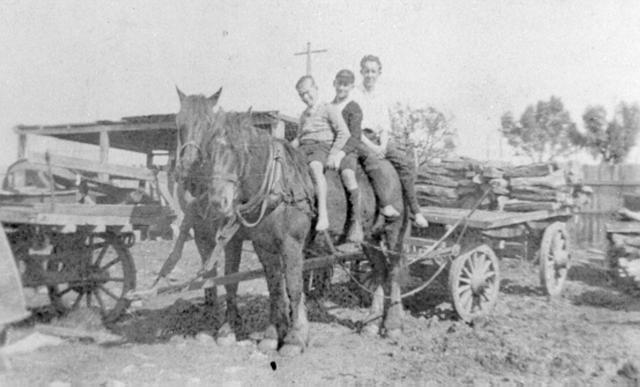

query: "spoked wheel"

left=449, top=244, right=500, bottom=322
left=539, top=222, right=571, bottom=297
left=47, top=233, right=136, bottom=322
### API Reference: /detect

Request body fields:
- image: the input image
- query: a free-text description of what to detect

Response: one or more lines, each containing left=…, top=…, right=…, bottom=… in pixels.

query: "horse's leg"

left=382, top=216, right=409, bottom=340
left=384, top=251, right=405, bottom=340
left=279, top=234, right=308, bottom=357
left=361, top=244, right=386, bottom=337
left=252, top=243, right=288, bottom=352
left=216, top=233, right=243, bottom=345
left=193, top=229, right=217, bottom=308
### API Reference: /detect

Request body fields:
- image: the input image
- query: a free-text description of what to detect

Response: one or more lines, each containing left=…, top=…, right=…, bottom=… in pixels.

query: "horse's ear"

left=208, top=87, right=222, bottom=107
left=176, top=86, right=186, bottom=104
left=246, top=106, right=253, bottom=114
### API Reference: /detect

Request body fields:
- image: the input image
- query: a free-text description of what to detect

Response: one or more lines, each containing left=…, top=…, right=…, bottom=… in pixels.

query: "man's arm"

left=378, top=105, right=392, bottom=152
left=326, top=104, right=350, bottom=154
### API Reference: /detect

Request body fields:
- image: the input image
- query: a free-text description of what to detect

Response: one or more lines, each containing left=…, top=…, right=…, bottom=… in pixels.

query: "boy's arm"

left=326, top=104, right=350, bottom=154
left=343, top=101, right=363, bottom=140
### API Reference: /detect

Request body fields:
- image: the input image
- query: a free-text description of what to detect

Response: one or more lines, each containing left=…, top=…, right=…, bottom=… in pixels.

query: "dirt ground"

left=3, top=239, right=640, bottom=386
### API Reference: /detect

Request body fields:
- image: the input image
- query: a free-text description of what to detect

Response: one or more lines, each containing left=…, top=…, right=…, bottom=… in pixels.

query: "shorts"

left=299, top=141, right=356, bottom=172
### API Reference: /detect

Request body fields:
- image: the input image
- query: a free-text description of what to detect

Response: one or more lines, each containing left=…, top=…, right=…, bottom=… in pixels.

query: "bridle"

left=177, top=141, right=204, bottom=162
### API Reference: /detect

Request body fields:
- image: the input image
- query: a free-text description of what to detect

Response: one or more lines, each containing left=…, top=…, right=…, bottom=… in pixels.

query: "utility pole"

left=294, top=42, right=328, bottom=75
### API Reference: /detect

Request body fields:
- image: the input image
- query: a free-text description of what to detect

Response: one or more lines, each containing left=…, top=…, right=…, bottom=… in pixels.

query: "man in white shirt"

left=354, top=54, right=428, bottom=228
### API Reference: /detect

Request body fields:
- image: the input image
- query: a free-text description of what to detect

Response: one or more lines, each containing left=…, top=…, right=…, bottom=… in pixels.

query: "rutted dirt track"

left=3, top=240, right=640, bottom=386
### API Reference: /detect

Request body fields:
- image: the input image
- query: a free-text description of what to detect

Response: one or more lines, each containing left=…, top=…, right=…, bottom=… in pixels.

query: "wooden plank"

left=605, top=221, right=640, bottom=234
left=0, top=204, right=173, bottom=226
left=99, top=131, right=110, bottom=182
left=17, top=134, right=27, bottom=159
left=155, top=251, right=363, bottom=294
left=15, top=121, right=176, bottom=136
left=27, top=152, right=155, bottom=181
left=581, top=180, right=640, bottom=187
left=420, top=206, right=572, bottom=229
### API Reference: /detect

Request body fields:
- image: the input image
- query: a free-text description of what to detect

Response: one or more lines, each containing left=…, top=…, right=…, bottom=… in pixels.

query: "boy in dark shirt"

left=331, top=69, right=400, bottom=224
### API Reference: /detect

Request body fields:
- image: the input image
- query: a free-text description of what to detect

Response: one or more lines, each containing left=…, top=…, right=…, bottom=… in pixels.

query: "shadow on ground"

left=109, top=288, right=369, bottom=345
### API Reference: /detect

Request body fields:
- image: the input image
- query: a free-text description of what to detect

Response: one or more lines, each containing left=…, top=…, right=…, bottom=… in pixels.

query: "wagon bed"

left=421, top=206, right=573, bottom=230
left=0, top=203, right=173, bottom=230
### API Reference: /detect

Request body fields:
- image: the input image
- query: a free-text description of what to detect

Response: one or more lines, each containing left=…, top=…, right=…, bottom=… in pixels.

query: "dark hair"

left=360, top=55, right=382, bottom=71
left=334, top=69, right=355, bottom=85
left=295, top=75, right=315, bottom=89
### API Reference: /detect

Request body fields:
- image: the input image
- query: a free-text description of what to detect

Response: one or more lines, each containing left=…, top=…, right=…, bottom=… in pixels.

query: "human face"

left=361, top=61, right=381, bottom=90
left=333, top=79, right=354, bottom=102
left=297, top=80, right=318, bottom=108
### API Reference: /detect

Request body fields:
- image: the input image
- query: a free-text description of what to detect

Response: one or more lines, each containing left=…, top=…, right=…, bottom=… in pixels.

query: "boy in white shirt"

left=354, top=55, right=429, bottom=228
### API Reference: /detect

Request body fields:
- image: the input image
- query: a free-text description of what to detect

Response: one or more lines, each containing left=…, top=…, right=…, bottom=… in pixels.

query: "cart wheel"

left=539, top=222, right=571, bottom=297
left=449, top=244, right=500, bottom=322
left=47, top=234, right=136, bottom=322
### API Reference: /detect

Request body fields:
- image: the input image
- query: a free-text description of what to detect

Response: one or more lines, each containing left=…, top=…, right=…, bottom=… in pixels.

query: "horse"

left=201, top=107, right=410, bottom=355
left=153, top=87, right=229, bottom=307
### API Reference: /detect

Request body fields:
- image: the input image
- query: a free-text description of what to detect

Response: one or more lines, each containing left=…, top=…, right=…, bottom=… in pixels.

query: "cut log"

left=416, top=173, right=459, bottom=188
left=415, top=185, right=458, bottom=199
left=419, top=164, right=467, bottom=177
left=622, top=235, right=640, bottom=248
left=504, top=163, right=556, bottom=178
left=502, top=199, right=561, bottom=212
left=510, top=169, right=567, bottom=190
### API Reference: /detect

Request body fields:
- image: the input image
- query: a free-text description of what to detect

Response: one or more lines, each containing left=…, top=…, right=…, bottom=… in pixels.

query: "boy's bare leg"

left=310, top=161, right=329, bottom=231
left=341, top=169, right=363, bottom=242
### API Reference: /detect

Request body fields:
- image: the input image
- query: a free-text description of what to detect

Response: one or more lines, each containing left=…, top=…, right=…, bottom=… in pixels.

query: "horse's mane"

left=207, top=109, right=315, bottom=208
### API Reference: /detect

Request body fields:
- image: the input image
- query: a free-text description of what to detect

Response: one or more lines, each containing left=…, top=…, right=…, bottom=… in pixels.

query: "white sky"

left=2, top=0, right=640, bottom=167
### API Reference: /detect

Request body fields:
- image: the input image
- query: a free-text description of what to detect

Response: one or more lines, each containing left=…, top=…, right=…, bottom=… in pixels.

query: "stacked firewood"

left=416, top=158, right=592, bottom=211
left=608, top=205, right=640, bottom=290
left=608, top=231, right=640, bottom=290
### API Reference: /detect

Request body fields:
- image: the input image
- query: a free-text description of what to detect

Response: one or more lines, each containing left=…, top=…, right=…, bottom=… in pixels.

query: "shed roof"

left=15, top=111, right=298, bottom=154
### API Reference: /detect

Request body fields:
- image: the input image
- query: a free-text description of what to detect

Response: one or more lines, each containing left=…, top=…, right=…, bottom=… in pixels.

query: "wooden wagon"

left=148, top=205, right=575, bottom=323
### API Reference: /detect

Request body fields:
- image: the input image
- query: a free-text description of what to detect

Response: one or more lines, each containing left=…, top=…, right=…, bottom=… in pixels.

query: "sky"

left=2, top=0, right=640, bottom=167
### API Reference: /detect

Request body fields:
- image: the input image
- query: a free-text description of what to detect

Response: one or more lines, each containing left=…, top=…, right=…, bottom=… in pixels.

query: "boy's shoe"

left=381, top=205, right=401, bottom=218
left=414, top=213, right=429, bottom=228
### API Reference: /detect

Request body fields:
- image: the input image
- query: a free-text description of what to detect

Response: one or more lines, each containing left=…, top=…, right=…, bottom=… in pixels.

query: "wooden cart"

left=1, top=203, right=173, bottom=322
left=411, top=206, right=573, bottom=321
left=144, top=206, right=575, bottom=323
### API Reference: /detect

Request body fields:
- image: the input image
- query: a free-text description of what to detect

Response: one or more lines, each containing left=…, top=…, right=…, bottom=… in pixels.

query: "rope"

left=234, top=142, right=282, bottom=228
left=337, top=186, right=494, bottom=301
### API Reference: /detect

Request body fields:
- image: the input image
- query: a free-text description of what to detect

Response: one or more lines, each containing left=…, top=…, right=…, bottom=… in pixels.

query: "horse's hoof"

left=279, top=344, right=303, bottom=357
left=361, top=323, right=379, bottom=337
left=386, top=328, right=402, bottom=341
left=217, top=322, right=234, bottom=337
left=216, top=333, right=236, bottom=347
left=258, top=338, right=278, bottom=353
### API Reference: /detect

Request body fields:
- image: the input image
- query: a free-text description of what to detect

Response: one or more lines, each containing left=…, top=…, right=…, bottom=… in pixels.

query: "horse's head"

left=202, top=111, right=260, bottom=218
left=174, top=87, right=222, bottom=180
left=205, top=133, right=242, bottom=217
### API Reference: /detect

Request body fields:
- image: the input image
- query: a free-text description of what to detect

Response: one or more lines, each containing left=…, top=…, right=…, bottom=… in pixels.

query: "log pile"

left=416, top=158, right=592, bottom=212
left=608, top=208, right=640, bottom=290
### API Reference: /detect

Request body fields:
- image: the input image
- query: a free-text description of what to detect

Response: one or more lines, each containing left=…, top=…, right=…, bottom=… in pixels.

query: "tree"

left=390, top=103, right=457, bottom=166
left=500, top=96, right=582, bottom=162
left=581, top=102, right=640, bottom=164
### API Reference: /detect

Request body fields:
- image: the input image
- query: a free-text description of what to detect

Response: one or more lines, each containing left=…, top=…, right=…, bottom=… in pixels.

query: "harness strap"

left=234, top=142, right=282, bottom=228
